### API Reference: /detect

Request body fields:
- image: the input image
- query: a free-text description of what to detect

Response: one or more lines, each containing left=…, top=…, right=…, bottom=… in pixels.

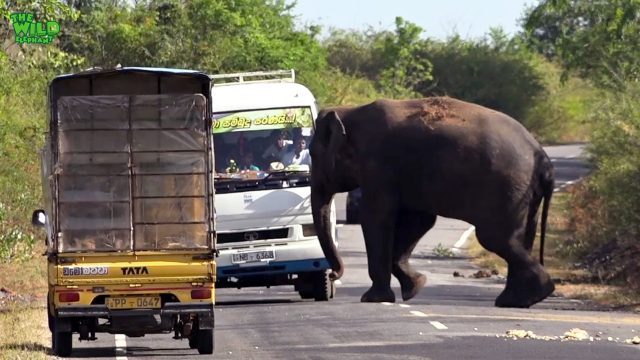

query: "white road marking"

left=381, top=302, right=394, bottom=306
left=334, top=280, right=342, bottom=285
left=410, top=310, right=428, bottom=317
left=115, top=334, right=127, bottom=360
left=398, top=304, right=411, bottom=308
left=452, top=226, right=475, bottom=252
left=429, top=321, right=449, bottom=330
left=409, top=311, right=449, bottom=329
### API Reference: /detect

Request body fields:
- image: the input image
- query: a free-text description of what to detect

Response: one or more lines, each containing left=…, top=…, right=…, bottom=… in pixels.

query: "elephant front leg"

left=392, top=211, right=436, bottom=301
left=359, top=190, right=397, bottom=303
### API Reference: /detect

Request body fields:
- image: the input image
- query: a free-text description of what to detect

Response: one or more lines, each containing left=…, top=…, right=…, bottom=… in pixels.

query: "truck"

left=31, top=67, right=217, bottom=357
left=209, top=70, right=337, bottom=301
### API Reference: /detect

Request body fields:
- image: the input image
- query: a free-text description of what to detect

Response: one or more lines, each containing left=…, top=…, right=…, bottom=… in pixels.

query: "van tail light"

left=302, top=224, right=316, bottom=237
left=191, top=289, right=211, bottom=299
left=59, top=292, right=80, bottom=302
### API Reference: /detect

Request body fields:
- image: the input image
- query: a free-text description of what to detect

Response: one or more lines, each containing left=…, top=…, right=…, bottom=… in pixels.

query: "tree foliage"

left=524, top=0, right=640, bottom=90
left=59, top=0, right=327, bottom=74
left=418, top=29, right=546, bottom=121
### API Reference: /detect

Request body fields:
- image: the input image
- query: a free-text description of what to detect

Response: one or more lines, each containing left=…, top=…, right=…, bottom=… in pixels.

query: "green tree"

left=323, top=17, right=431, bottom=98
left=59, top=0, right=327, bottom=75
left=417, top=29, right=546, bottom=121
left=376, top=17, right=432, bottom=98
left=523, top=0, right=640, bottom=90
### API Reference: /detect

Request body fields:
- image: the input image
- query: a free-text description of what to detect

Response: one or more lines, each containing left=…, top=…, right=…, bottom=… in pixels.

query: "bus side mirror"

left=31, top=209, right=46, bottom=227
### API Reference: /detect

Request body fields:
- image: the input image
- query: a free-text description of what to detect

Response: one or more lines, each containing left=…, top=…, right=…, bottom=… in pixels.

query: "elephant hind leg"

left=475, top=224, right=554, bottom=308
left=392, top=210, right=436, bottom=301
left=524, top=193, right=543, bottom=253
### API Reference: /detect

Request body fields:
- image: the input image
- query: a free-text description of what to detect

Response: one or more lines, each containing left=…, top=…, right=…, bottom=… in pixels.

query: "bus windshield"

left=212, top=107, right=314, bottom=180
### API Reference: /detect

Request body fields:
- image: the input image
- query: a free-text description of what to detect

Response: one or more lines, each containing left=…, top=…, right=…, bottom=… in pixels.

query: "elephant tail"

left=538, top=158, right=555, bottom=266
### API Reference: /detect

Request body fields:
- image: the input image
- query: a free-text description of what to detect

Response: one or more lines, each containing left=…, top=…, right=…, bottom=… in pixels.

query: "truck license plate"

left=232, top=250, right=275, bottom=264
left=106, top=296, right=161, bottom=309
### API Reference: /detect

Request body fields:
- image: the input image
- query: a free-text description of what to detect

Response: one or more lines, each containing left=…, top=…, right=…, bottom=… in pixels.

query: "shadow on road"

left=216, top=298, right=297, bottom=307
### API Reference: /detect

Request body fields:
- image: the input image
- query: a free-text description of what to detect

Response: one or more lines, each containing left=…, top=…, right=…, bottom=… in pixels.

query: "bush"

left=564, top=85, right=640, bottom=289
left=522, top=60, right=597, bottom=143
left=0, top=54, right=53, bottom=263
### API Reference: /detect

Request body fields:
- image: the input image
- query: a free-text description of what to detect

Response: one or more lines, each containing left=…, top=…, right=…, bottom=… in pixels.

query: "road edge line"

left=115, top=334, right=127, bottom=360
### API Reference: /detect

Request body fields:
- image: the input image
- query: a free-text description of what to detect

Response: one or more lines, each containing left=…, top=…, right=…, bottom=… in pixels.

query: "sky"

left=289, top=0, right=539, bottom=40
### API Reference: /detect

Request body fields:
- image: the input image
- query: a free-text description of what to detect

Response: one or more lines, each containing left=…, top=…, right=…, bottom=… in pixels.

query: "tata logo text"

left=121, top=267, right=149, bottom=275
left=62, top=266, right=108, bottom=276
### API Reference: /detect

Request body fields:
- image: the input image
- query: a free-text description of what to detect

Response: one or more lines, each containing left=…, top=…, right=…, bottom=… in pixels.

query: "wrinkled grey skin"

left=310, top=96, right=555, bottom=308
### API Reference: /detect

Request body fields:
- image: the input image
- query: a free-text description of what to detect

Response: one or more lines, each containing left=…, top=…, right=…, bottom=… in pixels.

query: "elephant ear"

left=322, top=111, right=346, bottom=176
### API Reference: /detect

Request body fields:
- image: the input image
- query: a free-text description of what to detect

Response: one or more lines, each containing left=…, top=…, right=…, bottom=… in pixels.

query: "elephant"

left=309, top=96, right=555, bottom=308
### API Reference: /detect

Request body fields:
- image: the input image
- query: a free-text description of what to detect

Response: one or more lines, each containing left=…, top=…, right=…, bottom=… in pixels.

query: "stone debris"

left=453, top=271, right=464, bottom=278
left=562, top=328, right=590, bottom=341
left=503, top=329, right=559, bottom=341
left=498, top=328, right=638, bottom=344
left=624, top=336, right=640, bottom=345
left=471, top=270, right=492, bottom=278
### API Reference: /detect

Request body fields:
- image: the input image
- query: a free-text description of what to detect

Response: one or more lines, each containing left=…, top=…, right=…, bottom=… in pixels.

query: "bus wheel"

left=196, top=329, right=214, bottom=354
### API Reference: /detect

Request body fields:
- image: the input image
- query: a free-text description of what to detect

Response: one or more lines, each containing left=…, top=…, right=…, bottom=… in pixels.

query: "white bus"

left=210, top=70, right=336, bottom=301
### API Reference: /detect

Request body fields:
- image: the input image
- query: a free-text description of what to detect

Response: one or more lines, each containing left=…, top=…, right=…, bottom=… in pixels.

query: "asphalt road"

left=65, top=144, right=640, bottom=360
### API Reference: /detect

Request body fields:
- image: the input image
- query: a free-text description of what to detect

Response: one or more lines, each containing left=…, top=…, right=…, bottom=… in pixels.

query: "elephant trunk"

left=311, top=184, right=344, bottom=280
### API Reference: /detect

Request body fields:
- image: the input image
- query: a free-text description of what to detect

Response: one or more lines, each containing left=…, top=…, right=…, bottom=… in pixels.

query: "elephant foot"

left=361, top=286, right=395, bottom=303
left=495, top=269, right=555, bottom=308
left=400, top=273, right=426, bottom=301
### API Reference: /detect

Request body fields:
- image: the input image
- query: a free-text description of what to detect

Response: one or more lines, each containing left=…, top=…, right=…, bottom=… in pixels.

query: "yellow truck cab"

left=31, top=67, right=217, bottom=357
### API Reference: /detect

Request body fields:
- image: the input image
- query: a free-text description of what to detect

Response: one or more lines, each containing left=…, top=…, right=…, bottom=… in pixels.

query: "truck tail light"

left=191, top=289, right=211, bottom=299
left=59, top=292, right=80, bottom=302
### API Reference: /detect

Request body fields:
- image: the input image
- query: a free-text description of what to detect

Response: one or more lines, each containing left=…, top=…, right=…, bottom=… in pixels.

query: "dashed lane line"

left=410, top=311, right=449, bottom=329
left=429, top=321, right=449, bottom=330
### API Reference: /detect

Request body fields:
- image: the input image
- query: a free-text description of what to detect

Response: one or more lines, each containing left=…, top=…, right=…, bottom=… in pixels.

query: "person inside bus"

left=239, top=151, right=260, bottom=171
left=281, top=135, right=311, bottom=166
left=261, top=129, right=289, bottom=166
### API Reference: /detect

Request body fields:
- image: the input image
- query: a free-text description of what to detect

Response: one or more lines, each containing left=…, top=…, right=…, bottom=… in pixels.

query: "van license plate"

left=232, top=250, right=275, bottom=264
left=106, top=296, right=161, bottom=309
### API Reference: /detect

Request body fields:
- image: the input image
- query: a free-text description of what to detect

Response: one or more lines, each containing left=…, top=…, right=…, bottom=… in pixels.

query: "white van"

left=210, top=70, right=336, bottom=301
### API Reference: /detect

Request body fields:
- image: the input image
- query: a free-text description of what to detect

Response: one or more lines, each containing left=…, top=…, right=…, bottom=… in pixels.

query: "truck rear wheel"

left=52, top=329, right=72, bottom=357
left=196, top=329, right=214, bottom=354
left=188, top=335, right=198, bottom=349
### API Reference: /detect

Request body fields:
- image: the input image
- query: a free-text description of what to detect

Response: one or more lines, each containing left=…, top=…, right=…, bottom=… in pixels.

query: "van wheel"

left=52, top=329, right=72, bottom=357
left=298, top=289, right=314, bottom=299
left=313, top=271, right=335, bottom=301
left=196, top=329, right=214, bottom=354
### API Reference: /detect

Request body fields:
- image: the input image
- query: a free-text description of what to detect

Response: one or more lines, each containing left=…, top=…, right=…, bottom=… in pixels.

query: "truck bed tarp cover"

left=44, top=68, right=214, bottom=252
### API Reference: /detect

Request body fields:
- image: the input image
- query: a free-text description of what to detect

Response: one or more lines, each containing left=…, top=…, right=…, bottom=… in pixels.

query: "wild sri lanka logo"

left=10, top=12, right=60, bottom=44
